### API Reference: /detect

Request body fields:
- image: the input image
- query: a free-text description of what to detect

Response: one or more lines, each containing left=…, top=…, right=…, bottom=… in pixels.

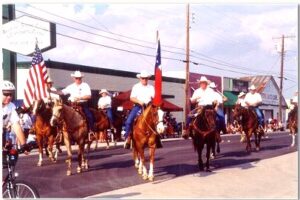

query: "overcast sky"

left=15, top=3, right=298, bottom=99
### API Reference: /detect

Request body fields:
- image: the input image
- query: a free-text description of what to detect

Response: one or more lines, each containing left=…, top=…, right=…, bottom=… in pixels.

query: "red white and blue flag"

left=23, top=44, right=49, bottom=107
left=153, top=31, right=162, bottom=106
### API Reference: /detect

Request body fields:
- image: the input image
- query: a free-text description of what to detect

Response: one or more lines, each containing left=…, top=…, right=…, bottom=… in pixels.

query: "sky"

left=13, top=3, right=298, bottom=99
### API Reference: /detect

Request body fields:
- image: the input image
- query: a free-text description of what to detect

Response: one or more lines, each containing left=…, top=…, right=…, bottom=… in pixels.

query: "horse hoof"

left=134, top=164, right=139, bottom=169
left=138, top=170, right=142, bottom=175
left=67, top=171, right=72, bottom=176
left=142, top=175, right=148, bottom=180
left=256, top=147, right=260, bottom=151
left=148, top=176, right=154, bottom=181
left=37, top=162, right=42, bottom=167
left=77, top=167, right=82, bottom=173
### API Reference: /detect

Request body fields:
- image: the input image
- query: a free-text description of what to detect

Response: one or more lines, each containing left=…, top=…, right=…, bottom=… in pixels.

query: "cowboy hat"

left=248, top=85, right=256, bottom=90
left=99, top=89, right=109, bottom=95
left=238, top=91, right=246, bottom=98
left=71, top=70, right=84, bottom=78
left=209, top=82, right=217, bottom=88
left=136, top=70, right=151, bottom=79
left=197, top=76, right=209, bottom=83
left=46, top=77, right=53, bottom=83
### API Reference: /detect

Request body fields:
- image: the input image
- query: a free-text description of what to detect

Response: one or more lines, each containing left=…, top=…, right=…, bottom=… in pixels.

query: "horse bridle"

left=142, top=106, right=163, bottom=135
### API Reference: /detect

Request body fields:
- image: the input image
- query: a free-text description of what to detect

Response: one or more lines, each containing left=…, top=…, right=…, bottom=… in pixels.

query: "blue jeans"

left=82, top=103, right=95, bottom=132
left=124, top=105, right=142, bottom=139
left=216, top=107, right=226, bottom=133
left=254, top=107, right=264, bottom=127
left=106, top=108, right=114, bottom=126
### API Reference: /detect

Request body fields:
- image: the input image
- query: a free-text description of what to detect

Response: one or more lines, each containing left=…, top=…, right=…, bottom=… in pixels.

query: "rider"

left=244, top=84, right=265, bottom=129
left=98, top=89, right=115, bottom=130
left=49, top=70, right=95, bottom=135
left=182, top=76, right=217, bottom=139
left=2, top=80, right=30, bottom=152
left=44, top=77, right=60, bottom=103
left=124, top=70, right=154, bottom=149
left=236, top=91, right=247, bottom=107
left=210, top=82, right=227, bottom=134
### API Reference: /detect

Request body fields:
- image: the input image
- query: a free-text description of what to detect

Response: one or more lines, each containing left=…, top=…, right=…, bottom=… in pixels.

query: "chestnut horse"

left=233, top=104, right=264, bottom=152
left=132, top=103, right=165, bottom=181
left=32, top=100, right=60, bottom=166
left=190, top=105, right=217, bottom=172
left=287, top=105, right=298, bottom=147
left=50, top=99, right=89, bottom=176
left=89, top=108, right=111, bottom=150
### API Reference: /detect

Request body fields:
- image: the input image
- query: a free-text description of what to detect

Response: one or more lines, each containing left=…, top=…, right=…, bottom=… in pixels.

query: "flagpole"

left=184, top=3, right=190, bottom=127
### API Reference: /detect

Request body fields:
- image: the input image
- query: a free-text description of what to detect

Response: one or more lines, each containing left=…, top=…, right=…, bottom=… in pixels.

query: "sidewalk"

left=86, top=152, right=298, bottom=199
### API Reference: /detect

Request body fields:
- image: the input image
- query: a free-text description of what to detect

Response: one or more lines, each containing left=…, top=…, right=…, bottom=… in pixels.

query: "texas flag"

left=153, top=31, right=162, bottom=106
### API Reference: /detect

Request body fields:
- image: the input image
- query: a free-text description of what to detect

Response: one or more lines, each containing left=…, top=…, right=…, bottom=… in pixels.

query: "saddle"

left=68, top=101, right=87, bottom=121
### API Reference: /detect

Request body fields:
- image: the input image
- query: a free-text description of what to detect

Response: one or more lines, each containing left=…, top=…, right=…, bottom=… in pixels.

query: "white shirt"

left=190, top=87, right=217, bottom=106
left=236, top=98, right=247, bottom=107
left=62, top=82, right=91, bottom=102
left=98, top=96, right=112, bottom=109
left=3, top=102, right=19, bottom=128
left=292, top=95, right=298, bottom=104
left=130, top=83, right=155, bottom=104
left=244, top=92, right=262, bottom=106
left=19, top=113, right=32, bottom=129
left=212, top=90, right=223, bottom=104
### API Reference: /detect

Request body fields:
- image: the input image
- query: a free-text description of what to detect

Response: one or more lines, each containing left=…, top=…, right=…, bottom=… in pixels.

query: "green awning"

left=223, top=91, right=238, bottom=106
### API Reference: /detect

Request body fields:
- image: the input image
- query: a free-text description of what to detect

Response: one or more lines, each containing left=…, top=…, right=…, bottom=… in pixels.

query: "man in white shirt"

left=236, top=91, right=247, bottom=107
left=2, top=80, right=30, bottom=153
left=49, top=71, right=95, bottom=133
left=98, top=89, right=114, bottom=129
left=244, top=85, right=264, bottom=128
left=182, top=76, right=217, bottom=139
left=124, top=70, right=154, bottom=148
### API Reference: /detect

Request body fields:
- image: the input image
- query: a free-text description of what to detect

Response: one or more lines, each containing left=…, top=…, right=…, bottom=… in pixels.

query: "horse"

left=32, top=100, right=61, bottom=166
left=287, top=105, right=298, bottom=147
left=190, top=105, right=217, bottom=172
left=233, top=104, right=264, bottom=152
left=131, top=103, right=165, bottom=181
left=89, top=108, right=111, bottom=150
left=50, top=99, right=89, bottom=176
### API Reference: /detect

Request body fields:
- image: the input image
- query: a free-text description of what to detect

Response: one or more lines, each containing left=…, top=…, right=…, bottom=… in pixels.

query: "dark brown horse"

left=32, top=100, right=60, bottom=166
left=233, top=104, right=264, bottom=152
left=190, top=106, right=217, bottom=172
left=132, top=103, right=165, bottom=181
left=89, top=108, right=111, bottom=150
left=50, top=99, right=89, bottom=176
left=287, top=105, right=298, bottom=147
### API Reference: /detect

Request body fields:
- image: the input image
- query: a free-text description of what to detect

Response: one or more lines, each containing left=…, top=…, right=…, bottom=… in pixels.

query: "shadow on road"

left=89, top=192, right=141, bottom=199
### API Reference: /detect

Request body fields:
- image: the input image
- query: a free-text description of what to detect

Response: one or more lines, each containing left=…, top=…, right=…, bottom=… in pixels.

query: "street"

left=13, top=131, right=297, bottom=198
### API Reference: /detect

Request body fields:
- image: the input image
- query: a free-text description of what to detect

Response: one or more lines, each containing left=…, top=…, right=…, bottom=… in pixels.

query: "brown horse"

left=233, top=104, right=264, bottom=152
left=132, top=103, right=165, bottom=181
left=287, top=105, right=298, bottom=147
left=190, top=105, right=217, bottom=172
left=89, top=108, right=111, bottom=150
left=32, top=100, right=60, bottom=166
left=50, top=99, right=89, bottom=176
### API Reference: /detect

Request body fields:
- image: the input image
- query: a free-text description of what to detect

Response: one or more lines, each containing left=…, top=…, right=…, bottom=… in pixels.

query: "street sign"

left=2, top=15, right=56, bottom=56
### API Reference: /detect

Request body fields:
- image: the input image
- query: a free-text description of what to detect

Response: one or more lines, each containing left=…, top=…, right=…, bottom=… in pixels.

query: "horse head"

left=143, top=103, right=165, bottom=134
left=50, top=99, right=63, bottom=126
left=232, top=103, right=244, bottom=122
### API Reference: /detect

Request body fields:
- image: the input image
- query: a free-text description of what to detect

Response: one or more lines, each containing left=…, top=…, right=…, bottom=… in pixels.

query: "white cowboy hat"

left=248, top=85, right=256, bottom=90
left=238, top=91, right=246, bottom=98
left=136, top=70, right=151, bottom=79
left=71, top=70, right=84, bottom=78
left=197, top=76, right=209, bottom=83
left=46, top=77, right=53, bottom=83
left=99, top=89, right=109, bottom=95
left=209, top=82, right=217, bottom=88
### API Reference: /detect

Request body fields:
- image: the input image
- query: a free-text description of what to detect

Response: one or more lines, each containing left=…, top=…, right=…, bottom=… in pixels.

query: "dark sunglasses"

left=141, top=77, right=148, bottom=80
left=75, top=77, right=82, bottom=80
left=3, top=93, right=13, bottom=97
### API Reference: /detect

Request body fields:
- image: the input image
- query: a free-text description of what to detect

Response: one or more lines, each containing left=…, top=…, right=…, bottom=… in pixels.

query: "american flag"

left=153, top=31, right=162, bottom=106
left=23, top=44, right=49, bottom=107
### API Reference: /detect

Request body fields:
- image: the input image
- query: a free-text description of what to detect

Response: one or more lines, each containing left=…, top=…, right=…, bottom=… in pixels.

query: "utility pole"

left=184, top=3, right=190, bottom=127
left=273, top=34, right=295, bottom=123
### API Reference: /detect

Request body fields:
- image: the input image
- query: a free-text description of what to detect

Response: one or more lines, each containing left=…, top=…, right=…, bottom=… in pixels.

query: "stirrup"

left=88, top=131, right=96, bottom=141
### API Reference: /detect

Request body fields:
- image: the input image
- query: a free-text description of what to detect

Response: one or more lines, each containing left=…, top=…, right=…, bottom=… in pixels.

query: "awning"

left=223, top=91, right=238, bottom=106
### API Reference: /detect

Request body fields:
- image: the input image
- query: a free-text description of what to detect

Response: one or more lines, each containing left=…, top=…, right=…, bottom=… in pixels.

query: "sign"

left=261, top=81, right=279, bottom=106
left=2, top=16, right=56, bottom=56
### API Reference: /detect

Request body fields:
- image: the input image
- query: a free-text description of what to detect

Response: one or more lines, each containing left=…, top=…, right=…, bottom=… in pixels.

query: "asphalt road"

left=9, top=131, right=297, bottom=198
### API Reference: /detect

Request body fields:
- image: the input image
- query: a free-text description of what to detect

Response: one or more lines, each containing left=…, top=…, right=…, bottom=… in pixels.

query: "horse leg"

left=245, top=130, right=252, bottom=152
left=206, top=142, right=212, bottom=172
left=105, top=130, right=110, bottom=149
left=148, top=147, right=156, bottom=181
left=140, top=150, right=148, bottom=180
left=63, top=131, right=72, bottom=176
left=291, top=132, right=295, bottom=147
left=197, top=139, right=204, bottom=171
left=133, top=147, right=139, bottom=169
left=94, top=131, right=99, bottom=151
left=47, top=134, right=56, bottom=162
left=77, top=141, right=85, bottom=173
left=36, top=134, right=43, bottom=166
